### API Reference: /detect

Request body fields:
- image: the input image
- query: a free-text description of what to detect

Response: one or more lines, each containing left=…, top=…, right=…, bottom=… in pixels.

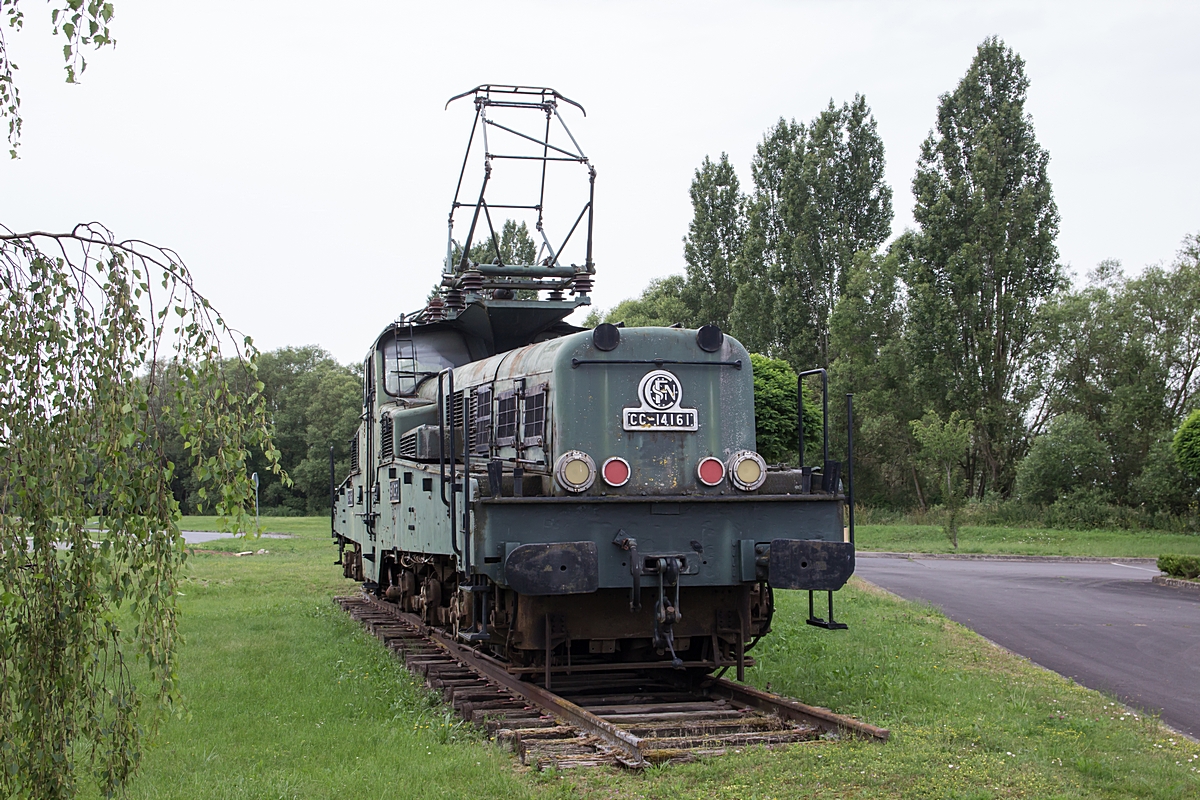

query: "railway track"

left=335, top=593, right=889, bottom=769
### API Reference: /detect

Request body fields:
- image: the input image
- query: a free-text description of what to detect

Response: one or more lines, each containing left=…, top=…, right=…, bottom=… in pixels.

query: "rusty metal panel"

left=476, top=496, right=845, bottom=590
left=767, top=539, right=854, bottom=591
left=504, top=541, right=600, bottom=595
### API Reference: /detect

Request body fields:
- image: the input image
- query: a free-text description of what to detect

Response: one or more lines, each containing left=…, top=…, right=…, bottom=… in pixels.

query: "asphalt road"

left=856, top=555, right=1200, bottom=739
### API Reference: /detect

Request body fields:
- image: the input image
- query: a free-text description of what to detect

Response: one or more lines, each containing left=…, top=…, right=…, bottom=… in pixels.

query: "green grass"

left=90, top=517, right=543, bottom=800
left=857, top=523, right=1200, bottom=558
left=99, top=517, right=1199, bottom=799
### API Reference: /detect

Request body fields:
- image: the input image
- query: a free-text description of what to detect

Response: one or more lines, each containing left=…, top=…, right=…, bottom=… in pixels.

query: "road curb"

left=857, top=551, right=1157, bottom=565
left=1152, top=575, right=1200, bottom=593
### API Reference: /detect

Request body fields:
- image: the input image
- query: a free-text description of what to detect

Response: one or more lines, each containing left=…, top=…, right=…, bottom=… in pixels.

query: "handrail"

left=437, top=370, right=461, bottom=558
left=462, top=386, right=472, bottom=580
left=846, top=393, right=855, bottom=547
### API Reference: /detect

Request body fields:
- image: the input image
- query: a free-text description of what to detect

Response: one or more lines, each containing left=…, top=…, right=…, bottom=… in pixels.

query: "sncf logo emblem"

left=623, top=369, right=698, bottom=432
left=643, top=373, right=680, bottom=410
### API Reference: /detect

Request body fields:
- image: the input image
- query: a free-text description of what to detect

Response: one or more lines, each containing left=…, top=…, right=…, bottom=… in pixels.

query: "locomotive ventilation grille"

left=472, top=387, right=492, bottom=455
left=397, top=430, right=418, bottom=459
left=523, top=383, right=547, bottom=446
left=379, top=414, right=394, bottom=461
left=495, top=390, right=518, bottom=447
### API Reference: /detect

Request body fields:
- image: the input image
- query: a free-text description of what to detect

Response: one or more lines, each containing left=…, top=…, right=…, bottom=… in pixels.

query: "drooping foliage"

left=0, top=224, right=280, bottom=798
left=2, top=1, right=120, bottom=157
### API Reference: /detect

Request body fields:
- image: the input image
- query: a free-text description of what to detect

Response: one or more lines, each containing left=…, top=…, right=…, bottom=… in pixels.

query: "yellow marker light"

left=554, top=450, right=596, bottom=493
left=564, top=459, right=591, bottom=485
left=727, top=450, right=767, bottom=491
left=735, top=457, right=762, bottom=486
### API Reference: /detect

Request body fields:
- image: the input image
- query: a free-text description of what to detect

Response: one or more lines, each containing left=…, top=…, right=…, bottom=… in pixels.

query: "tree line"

left=156, top=346, right=361, bottom=515
left=589, top=37, right=1200, bottom=527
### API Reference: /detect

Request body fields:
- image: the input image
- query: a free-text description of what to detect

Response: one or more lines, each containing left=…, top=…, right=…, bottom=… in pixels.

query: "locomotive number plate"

left=623, top=369, right=698, bottom=432
left=624, top=410, right=697, bottom=431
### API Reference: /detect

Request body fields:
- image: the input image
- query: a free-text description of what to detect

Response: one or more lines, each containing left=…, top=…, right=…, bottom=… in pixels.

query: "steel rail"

left=361, top=594, right=650, bottom=765
left=705, top=677, right=890, bottom=741
left=340, top=591, right=890, bottom=769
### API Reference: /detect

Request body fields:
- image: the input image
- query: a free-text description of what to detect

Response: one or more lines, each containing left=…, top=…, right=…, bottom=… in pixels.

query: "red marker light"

left=697, top=456, right=725, bottom=487
left=601, top=457, right=631, bottom=487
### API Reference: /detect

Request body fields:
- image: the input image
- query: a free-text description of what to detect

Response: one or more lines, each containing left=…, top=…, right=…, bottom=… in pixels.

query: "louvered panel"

left=379, top=414, right=394, bottom=461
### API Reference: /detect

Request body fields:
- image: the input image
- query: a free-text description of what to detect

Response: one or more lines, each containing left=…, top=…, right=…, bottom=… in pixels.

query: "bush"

left=750, top=353, right=821, bottom=465
left=1157, top=554, right=1200, bottom=580
left=1132, top=435, right=1200, bottom=515
left=1174, top=409, right=1200, bottom=480
left=1016, top=413, right=1111, bottom=504
left=856, top=496, right=1199, bottom=533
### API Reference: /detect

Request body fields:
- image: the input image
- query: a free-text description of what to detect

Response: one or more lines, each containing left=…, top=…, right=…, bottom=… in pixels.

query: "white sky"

left=3, top=1, right=1197, bottom=364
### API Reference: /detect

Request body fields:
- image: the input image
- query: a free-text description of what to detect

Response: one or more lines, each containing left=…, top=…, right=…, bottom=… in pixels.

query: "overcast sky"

left=3, top=1, right=1197, bottom=364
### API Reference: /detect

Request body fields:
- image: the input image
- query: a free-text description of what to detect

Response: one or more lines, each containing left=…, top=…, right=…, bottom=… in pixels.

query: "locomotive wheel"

left=418, top=576, right=442, bottom=626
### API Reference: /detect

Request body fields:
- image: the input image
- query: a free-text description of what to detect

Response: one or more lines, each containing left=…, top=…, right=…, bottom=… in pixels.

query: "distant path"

left=856, top=555, right=1200, bottom=739
left=179, top=531, right=293, bottom=543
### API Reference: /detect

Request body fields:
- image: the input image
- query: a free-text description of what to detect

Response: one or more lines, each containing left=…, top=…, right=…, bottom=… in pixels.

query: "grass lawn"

left=857, top=523, right=1200, bottom=559
left=102, top=516, right=1200, bottom=799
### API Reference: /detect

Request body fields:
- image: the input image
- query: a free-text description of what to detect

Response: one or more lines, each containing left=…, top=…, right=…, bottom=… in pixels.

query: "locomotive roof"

left=372, top=297, right=585, bottom=363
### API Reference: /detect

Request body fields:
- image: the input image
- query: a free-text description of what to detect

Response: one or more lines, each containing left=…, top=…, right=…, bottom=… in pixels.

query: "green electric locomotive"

left=331, top=86, right=855, bottom=681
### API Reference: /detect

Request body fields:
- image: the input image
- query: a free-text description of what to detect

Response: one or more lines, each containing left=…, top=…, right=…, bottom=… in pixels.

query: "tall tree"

left=599, top=275, right=694, bottom=328
left=731, top=118, right=806, bottom=359
left=681, top=153, right=746, bottom=330
left=468, top=219, right=538, bottom=266
left=906, top=37, right=1062, bottom=496
left=1030, top=238, right=1200, bottom=510
left=459, top=219, right=540, bottom=300
left=249, top=347, right=360, bottom=514
left=732, top=99, right=892, bottom=370
left=799, top=95, right=894, bottom=365
left=829, top=243, right=922, bottom=507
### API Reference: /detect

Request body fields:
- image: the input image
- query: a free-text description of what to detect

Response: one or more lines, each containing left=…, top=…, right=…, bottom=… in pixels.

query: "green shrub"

left=1016, top=413, right=1111, bottom=504
left=1157, top=553, right=1200, bottom=580
left=750, top=353, right=821, bottom=465
left=1174, top=409, right=1200, bottom=480
left=1132, top=435, right=1200, bottom=515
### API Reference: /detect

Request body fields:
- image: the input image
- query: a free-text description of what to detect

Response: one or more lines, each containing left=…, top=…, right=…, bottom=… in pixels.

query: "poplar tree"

left=799, top=96, right=893, bottom=365
left=733, top=99, right=892, bottom=370
left=730, top=118, right=806, bottom=358
left=681, top=153, right=745, bottom=331
left=906, top=37, right=1062, bottom=496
